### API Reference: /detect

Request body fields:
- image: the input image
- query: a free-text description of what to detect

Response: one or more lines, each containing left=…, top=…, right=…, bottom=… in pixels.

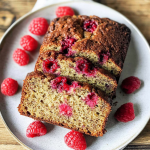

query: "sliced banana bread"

left=40, top=15, right=131, bottom=77
left=18, top=71, right=111, bottom=137
left=35, top=51, right=117, bottom=97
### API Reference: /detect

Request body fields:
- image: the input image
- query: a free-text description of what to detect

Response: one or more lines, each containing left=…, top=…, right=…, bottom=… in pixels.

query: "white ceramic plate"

left=0, top=1, right=150, bottom=150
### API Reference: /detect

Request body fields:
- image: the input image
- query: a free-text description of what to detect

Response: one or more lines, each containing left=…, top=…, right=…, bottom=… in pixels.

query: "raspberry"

left=20, top=35, right=38, bottom=51
left=56, top=6, right=74, bottom=17
left=64, top=130, right=87, bottom=150
left=59, top=103, right=72, bottom=117
left=83, top=20, right=97, bottom=32
left=60, top=37, right=76, bottom=56
left=13, top=48, right=29, bottom=66
left=26, top=121, right=47, bottom=138
left=1, top=78, right=18, bottom=96
left=114, top=102, right=135, bottom=122
left=51, top=76, right=72, bottom=93
left=29, top=17, right=49, bottom=35
left=75, top=59, right=97, bottom=77
left=71, top=81, right=81, bottom=89
left=82, top=92, right=98, bottom=108
left=43, top=58, right=59, bottom=73
left=99, top=51, right=110, bottom=65
left=121, top=76, right=141, bottom=94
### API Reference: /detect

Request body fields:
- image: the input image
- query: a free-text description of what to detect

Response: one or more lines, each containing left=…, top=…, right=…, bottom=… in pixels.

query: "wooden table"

left=0, top=0, right=150, bottom=149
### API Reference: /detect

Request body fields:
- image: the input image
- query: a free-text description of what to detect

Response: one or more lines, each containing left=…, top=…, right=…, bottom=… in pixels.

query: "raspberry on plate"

left=121, top=76, right=141, bottom=94
left=64, top=130, right=87, bottom=150
left=20, top=35, right=38, bottom=51
left=1, top=78, right=18, bottom=96
left=56, top=6, right=75, bottom=17
left=29, top=17, right=49, bottom=35
left=26, top=121, right=47, bottom=138
left=114, top=102, right=135, bottom=123
left=13, top=48, right=29, bottom=66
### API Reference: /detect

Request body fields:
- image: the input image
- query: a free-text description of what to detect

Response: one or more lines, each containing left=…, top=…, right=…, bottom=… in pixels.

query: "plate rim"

left=0, top=1, right=150, bottom=150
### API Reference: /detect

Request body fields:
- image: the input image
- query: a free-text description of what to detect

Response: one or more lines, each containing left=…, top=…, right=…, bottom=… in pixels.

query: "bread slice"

left=18, top=71, right=111, bottom=137
left=35, top=51, right=117, bottom=97
left=40, top=15, right=131, bottom=78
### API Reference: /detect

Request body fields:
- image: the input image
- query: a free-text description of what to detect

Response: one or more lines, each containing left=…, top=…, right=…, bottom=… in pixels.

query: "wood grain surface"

left=0, top=0, right=150, bottom=149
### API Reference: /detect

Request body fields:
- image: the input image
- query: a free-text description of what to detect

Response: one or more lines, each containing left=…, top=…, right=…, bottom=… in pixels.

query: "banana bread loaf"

left=18, top=71, right=111, bottom=137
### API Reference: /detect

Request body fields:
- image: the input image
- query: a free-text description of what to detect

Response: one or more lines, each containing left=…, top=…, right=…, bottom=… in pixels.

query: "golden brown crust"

left=41, top=16, right=83, bottom=49
left=72, top=39, right=105, bottom=55
left=18, top=110, right=106, bottom=137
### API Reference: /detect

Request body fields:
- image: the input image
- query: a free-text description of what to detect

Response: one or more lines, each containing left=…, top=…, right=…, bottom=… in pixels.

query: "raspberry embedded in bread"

left=99, top=51, right=110, bottom=65
left=50, top=76, right=72, bottom=93
left=83, top=20, right=97, bottom=32
left=60, top=37, right=76, bottom=56
left=59, top=103, right=73, bottom=117
left=82, top=92, right=98, bottom=108
left=43, top=58, right=59, bottom=73
left=50, top=76, right=81, bottom=93
left=18, top=71, right=111, bottom=137
left=75, top=59, right=97, bottom=77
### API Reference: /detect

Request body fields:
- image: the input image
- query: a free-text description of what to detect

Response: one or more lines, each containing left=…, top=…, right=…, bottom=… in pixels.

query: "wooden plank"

left=99, top=0, right=150, bottom=44
left=0, top=118, right=19, bottom=145
left=0, top=145, right=27, bottom=150
left=0, top=0, right=36, bottom=36
left=131, top=120, right=150, bottom=144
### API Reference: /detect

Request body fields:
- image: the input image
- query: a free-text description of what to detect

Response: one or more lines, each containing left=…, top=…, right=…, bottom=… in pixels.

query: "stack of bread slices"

left=18, top=15, right=131, bottom=137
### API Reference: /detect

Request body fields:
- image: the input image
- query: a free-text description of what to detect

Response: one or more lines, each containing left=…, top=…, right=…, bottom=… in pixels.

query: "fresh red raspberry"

left=13, top=48, right=29, bottom=66
left=20, top=35, right=38, bottom=51
left=121, top=76, right=141, bottom=94
left=64, top=130, right=87, bottom=150
left=29, top=17, right=49, bottom=35
left=56, top=6, right=74, bottom=17
left=26, top=121, right=47, bottom=138
left=114, top=102, right=135, bottom=122
left=1, top=78, right=18, bottom=96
